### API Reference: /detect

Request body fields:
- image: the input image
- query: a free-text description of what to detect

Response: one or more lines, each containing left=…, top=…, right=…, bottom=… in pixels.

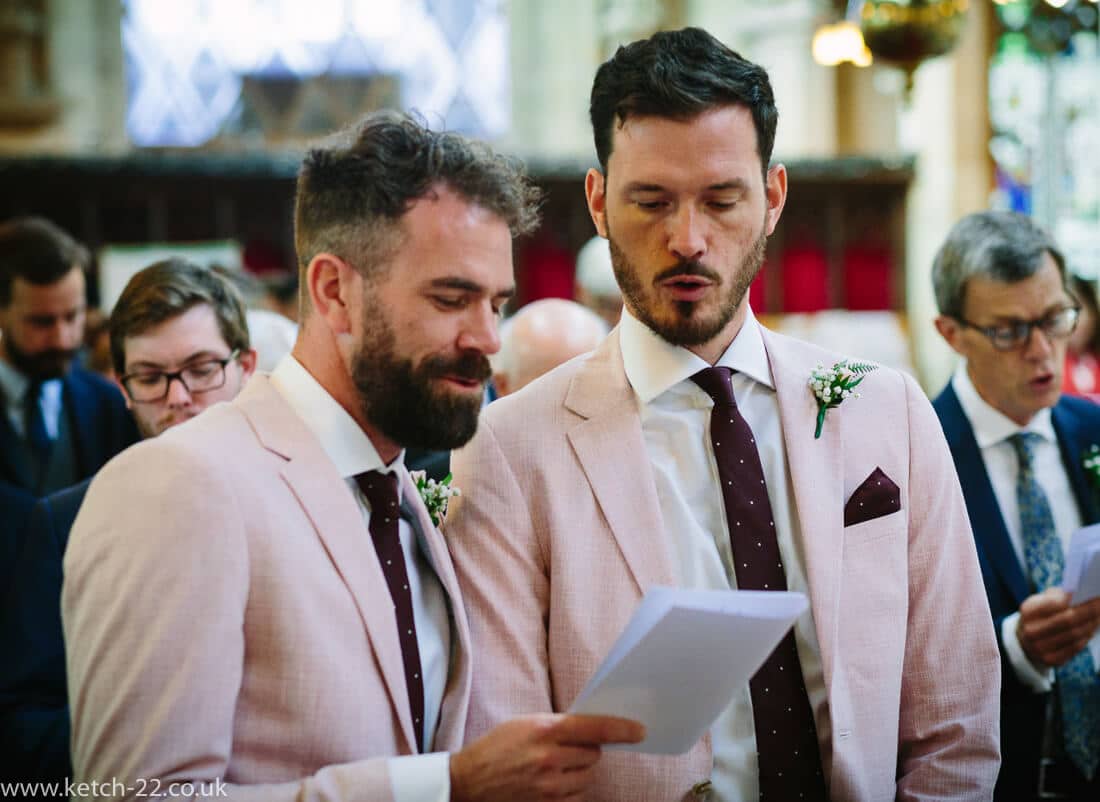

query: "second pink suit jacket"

left=446, top=326, right=1001, bottom=802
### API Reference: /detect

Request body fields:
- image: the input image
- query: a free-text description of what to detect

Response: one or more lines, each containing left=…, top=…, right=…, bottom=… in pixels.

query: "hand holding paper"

left=568, top=586, right=808, bottom=754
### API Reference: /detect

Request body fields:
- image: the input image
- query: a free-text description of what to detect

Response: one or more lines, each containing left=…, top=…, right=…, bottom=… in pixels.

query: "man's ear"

left=934, top=315, right=966, bottom=356
left=764, top=163, right=788, bottom=236
left=237, top=348, right=258, bottom=379
left=585, top=169, right=609, bottom=238
left=305, top=253, right=357, bottom=337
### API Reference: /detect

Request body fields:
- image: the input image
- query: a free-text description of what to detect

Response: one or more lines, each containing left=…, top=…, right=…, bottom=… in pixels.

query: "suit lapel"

left=761, top=329, right=845, bottom=691
left=237, top=377, right=418, bottom=753
left=1052, top=401, right=1100, bottom=525
left=397, top=467, right=471, bottom=750
left=565, top=332, right=676, bottom=593
left=0, top=410, right=34, bottom=488
left=936, top=384, right=1029, bottom=605
left=63, top=370, right=97, bottom=475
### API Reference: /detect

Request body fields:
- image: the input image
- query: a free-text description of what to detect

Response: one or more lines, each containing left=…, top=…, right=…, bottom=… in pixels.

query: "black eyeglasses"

left=121, top=350, right=240, bottom=403
left=955, top=307, right=1079, bottom=352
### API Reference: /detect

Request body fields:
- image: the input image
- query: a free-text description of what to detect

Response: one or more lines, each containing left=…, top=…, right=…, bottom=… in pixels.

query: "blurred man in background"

left=492, top=299, right=608, bottom=397
left=0, top=217, right=137, bottom=599
left=574, top=234, right=622, bottom=328
left=0, top=217, right=136, bottom=499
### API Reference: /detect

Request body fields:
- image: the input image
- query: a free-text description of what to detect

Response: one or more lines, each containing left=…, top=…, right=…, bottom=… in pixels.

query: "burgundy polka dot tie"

left=691, top=367, right=827, bottom=800
left=356, top=470, right=426, bottom=752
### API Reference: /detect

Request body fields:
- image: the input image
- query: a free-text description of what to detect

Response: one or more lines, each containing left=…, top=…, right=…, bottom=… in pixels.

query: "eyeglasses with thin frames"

left=954, top=307, right=1079, bottom=352
left=121, top=349, right=241, bottom=403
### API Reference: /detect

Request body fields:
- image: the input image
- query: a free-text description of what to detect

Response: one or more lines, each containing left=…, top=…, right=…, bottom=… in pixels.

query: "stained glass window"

left=122, top=0, right=509, bottom=147
left=989, top=1, right=1099, bottom=277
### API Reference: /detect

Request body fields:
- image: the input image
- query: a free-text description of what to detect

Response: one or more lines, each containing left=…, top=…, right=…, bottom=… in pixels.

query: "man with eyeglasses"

left=932, top=210, right=1100, bottom=801
left=0, top=258, right=256, bottom=794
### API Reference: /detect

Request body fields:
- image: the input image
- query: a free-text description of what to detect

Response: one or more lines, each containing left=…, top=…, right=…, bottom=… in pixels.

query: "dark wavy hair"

left=0, top=217, right=90, bottom=306
left=294, top=110, right=541, bottom=300
left=589, top=27, right=778, bottom=177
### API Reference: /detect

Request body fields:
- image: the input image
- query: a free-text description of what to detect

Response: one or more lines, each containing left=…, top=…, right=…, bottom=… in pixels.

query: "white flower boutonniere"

left=1083, top=445, right=1100, bottom=492
left=808, top=360, right=877, bottom=439
left=412, top=470, right=461, bottom=527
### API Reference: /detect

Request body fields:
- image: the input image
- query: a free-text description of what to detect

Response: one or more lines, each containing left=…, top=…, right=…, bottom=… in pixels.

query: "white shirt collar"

left=951, top=361, right=1056, bottom=449
left=269, top=354, right=404, bottom=482
left=619, top=305, right=774, bottom=405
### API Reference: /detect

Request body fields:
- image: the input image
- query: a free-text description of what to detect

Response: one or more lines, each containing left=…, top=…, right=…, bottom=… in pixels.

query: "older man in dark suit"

left=932, top=210, right=1100, bottom=801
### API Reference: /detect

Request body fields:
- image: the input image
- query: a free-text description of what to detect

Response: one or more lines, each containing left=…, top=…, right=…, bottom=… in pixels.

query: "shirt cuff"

left=388, top=752, right=450, bottom=802
left=1090, top=630, right=1100, bottom=671
left=1002, top=611, right=1055, bottom=691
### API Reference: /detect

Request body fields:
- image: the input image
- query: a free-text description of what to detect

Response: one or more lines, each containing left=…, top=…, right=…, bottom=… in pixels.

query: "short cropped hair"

left=932, top=211, right=1067, bottom=319
left=109, top=258, right=250, bottom=376
left=0, top=216, right=90, bottom=306
left=589, top=27, right=778, bottom=175
left=293, top=110, right=541, bottom=300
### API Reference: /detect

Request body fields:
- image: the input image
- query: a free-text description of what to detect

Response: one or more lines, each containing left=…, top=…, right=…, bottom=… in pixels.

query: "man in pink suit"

left=446, top=28, right=1001, bottom=801
left=62, top=112, right=642, bottom=802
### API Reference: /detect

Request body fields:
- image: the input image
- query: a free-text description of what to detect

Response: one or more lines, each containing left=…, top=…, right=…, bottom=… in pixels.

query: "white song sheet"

left=1064, top=523, right=1100, bottom=605
left=1062, top=524, right=1100, bottom=667
left=569, top=586, right=808, bottom=754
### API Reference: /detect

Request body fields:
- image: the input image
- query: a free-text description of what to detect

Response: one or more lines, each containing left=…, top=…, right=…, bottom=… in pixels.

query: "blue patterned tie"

left=1011, top=432, right=1100, bottom=780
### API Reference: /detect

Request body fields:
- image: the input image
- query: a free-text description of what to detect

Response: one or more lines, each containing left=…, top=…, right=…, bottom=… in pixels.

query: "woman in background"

left=1064, top=273, right=1100, bottom=402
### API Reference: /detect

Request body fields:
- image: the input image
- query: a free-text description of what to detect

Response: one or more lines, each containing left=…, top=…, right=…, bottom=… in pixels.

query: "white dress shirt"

left=951, top=364, right=1100, bottom=688
left=619, top=308, right=830, bottom=802
left=270, top=355, right=451, bottom=802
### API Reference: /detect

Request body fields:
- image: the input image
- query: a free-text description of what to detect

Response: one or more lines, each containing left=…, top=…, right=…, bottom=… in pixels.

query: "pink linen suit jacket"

left=62, top=375, right=472, bottom=801
left=446, top=326, right=1000, bottom=802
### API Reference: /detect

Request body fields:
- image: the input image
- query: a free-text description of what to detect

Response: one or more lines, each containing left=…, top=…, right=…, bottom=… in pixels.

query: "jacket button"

left=691, top=779, right=713, bottom=798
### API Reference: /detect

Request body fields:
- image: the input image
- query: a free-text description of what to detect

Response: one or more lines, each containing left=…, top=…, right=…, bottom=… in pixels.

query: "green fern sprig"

left=808, top=359, right=878, bottom=439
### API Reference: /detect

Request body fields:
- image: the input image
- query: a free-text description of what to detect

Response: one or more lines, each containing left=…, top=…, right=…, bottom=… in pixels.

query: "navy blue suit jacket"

left=933, top=383, right=1100, bottom=798
left=0, top=480, right=89, bottom=789
left=0, top=367, right=137, bottom=495
left=0, top=482, right=35, bottom=589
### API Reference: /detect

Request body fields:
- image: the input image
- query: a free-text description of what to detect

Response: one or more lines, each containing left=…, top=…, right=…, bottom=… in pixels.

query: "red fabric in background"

left=243, top=239, right=287, bottom=275
left=844, top=245, right=892, bottom=310
left=1063, top=351, right=1100, bottom=404
left=748, top=266, right=767, bottom=313
left=781, top=245, right=828, bottom=313
left=519, top=237, right=574, bottom=304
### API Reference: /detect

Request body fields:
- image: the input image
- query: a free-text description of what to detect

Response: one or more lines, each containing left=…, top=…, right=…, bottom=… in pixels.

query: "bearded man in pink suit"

left=61, top=112, right=642, bottom=802
left=446, top=28, right=1001, bottom=802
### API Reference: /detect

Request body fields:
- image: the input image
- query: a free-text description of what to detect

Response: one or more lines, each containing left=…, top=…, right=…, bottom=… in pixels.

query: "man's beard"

left=351, top=312, right=491, bottom=452
left=2, top=335, right=77, bottom=381
left=607, top=224, right=767, bottom=347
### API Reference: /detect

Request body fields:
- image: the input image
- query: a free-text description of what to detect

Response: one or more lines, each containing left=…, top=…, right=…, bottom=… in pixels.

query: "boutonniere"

left=411, top=470, right=461, bottom=527
left=1083, top=445, right=1100, bottom=491
left=808, top=360, right=878, bottom=439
